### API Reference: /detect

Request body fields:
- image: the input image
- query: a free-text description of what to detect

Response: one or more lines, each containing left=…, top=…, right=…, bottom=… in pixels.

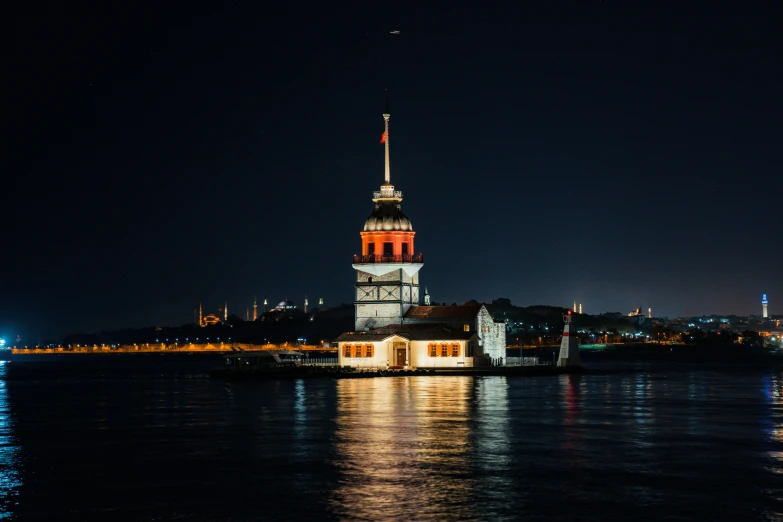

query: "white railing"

left=301, top=359, right=339, bottom=366
left=505, top=357, right=541, bottom=366
left=372, top=190, right=403, bottom=199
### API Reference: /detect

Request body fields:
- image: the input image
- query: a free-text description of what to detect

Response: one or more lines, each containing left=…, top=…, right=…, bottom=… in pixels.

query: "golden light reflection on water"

left=329, top=376, right=509, bottom=520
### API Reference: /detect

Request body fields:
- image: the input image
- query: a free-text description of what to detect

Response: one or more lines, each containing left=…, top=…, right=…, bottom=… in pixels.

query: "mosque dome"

left=363, top=201, right=413, bottom=232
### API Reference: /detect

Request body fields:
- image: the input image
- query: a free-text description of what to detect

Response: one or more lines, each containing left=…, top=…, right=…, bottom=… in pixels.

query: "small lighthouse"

left=557, top=309, right=582, bottom=369
left=763, top=294, right=769, bottom=319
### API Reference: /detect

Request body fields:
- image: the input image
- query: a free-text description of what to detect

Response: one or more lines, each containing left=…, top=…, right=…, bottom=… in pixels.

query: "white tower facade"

left=352, top=94, right=422, bottom=330
left=763, top=294, right=768, bottom=319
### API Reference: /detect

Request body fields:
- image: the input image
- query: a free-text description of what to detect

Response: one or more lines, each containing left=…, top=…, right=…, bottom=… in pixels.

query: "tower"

left=648, top=306, right=652, bottom=319
left=573, top=301, right=577, bottom=313
left=763, top=294, right=768, bottom=319
left=199, top=302, right=203, bottom=327
left=263, top=298, right=268, bottom=312
left=224, top=301, right=228, bottom=321
left=253, top=296, right=258, bottom=321
left=304, top=295, right=309, bottom=314
left=579, top=303, right=583, bottom=315
left=557, top=310, right=582, bottom=368
left=319, top=297, right=324, bottom=308
left=424, top=286, right=431, bottom=306
left=352, top=93, right=422, bottom=331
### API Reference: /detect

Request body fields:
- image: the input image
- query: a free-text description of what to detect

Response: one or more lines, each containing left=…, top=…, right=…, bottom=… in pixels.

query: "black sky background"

left=6, top=3, right=783, bottom=341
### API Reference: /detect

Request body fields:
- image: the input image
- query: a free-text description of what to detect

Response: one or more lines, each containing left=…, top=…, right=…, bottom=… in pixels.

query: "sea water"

left=1, top=355, right=782, bottom=520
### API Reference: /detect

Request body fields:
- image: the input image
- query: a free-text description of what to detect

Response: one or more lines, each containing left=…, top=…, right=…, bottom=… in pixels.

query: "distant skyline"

left=7, top=4, right=782, bottom=340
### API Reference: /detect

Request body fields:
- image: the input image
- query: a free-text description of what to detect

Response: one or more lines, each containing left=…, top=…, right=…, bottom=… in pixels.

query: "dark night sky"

left=7, top=3, right=783, bottom=341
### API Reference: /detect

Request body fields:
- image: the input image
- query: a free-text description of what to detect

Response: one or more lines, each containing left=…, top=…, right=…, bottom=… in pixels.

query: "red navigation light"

left=568, top=310, right=572, bottom=315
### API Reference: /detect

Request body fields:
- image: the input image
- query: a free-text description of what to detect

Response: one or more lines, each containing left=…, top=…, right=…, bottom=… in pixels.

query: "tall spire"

left=383, top=90, right=391, bottom=185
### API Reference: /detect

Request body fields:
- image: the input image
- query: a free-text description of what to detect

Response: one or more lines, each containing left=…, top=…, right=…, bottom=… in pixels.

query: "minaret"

left=579, top=303, right=583, bottom=315
left=224, top=301, right=228, bottom=321
left=573, top=301, right=577, bottom=313
left=352, top=92, right=423, bottom=331
left=263, top=298, right=268, bottom=312
left=199, top=302, right=203, bottom=327
left=648, top=306, right=652, bottom=319
left=304, top=295, right=309, bottom=313
left=253, top=296, right=258, bottom=321
left=319, top=297, right=324, bottom=308
left=424, top=287, right=431, bottom=305
left=763, top=294, right=768, bottom=318
left=557, top=309, right=582, bottom=369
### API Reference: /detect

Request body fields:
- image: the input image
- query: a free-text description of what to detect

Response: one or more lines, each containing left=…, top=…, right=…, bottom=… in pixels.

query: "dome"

left=363, top=201, right=413, bottom=232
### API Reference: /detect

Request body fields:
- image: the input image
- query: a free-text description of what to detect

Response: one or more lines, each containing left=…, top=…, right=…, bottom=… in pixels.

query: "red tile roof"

left=403, top=305, right=481, bottom=320
left=335, top=324, right=475, bottom=342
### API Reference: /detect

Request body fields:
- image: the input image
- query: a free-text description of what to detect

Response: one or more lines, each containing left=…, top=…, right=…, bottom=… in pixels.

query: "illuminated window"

left=451, top=343, right=460, bottom=357
left=429, top=343, right=437, bottom=357
left=440, top=343, right=449, bottom=357
left=365, top=344, right=374, bottom=357
left=344, top=344, right=352, bottom=358
left=463, top=324, right=470, bottom=332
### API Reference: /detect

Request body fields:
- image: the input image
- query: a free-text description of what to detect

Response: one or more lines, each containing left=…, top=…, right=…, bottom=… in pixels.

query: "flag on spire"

left=380, top=130, right=387, bottom=144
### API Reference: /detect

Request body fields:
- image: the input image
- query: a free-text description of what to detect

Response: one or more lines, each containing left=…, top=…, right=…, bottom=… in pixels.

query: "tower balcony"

left=372, top=189, right=403, bottom=201
left=353, top=253, right=423, bottom=264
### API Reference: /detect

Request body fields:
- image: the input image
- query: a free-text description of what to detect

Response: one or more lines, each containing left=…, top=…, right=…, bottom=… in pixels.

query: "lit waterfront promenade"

left=11, top=342, right=337, bottom=355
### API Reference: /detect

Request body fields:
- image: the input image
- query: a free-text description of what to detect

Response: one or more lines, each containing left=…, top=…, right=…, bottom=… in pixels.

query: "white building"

left=336, top=325, right=476, bottom=369
left=337, top=96, right=506, bottom=369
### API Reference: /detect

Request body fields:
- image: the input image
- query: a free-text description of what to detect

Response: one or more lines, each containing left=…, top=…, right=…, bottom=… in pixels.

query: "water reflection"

left=472, top=377, right=511, bottom=507
left=0, top=362, right=22, bottom=518
left=561, top=374, right=583, bottom=458
left=330, top=376, right=501, bottom=520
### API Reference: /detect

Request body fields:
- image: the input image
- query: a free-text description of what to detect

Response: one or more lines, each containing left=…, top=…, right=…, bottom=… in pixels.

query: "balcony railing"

left=372, top=190, right=403, bottom=199
left=353, top=254, right=423, bottom=264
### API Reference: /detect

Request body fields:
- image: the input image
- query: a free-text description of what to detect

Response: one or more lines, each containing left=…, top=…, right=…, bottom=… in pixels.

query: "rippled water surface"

left=2, top=356, right=783, bottom=520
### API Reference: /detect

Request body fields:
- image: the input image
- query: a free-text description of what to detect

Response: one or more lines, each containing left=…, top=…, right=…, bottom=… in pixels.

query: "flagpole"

left=383, top=91, right=390, bottom=185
